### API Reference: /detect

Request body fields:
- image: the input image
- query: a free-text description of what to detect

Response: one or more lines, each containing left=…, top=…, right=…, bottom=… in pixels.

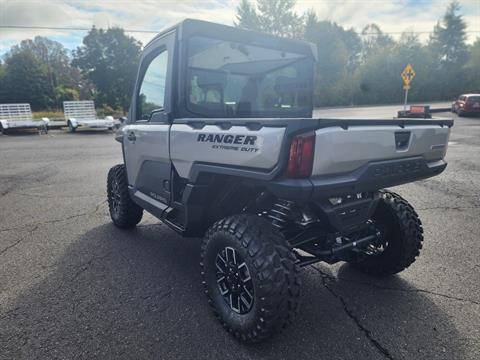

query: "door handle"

left=127, top=132, right=136, bottom=142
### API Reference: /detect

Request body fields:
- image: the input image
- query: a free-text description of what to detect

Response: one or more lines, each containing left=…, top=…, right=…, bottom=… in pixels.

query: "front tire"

left=107, top=164, right=143, bottom=228
left=348, top=190, right=423, bottom=276
left=201, top=215, right=300, bottom=343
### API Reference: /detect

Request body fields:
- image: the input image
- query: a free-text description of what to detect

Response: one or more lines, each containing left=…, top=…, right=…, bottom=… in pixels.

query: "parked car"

left=451, top=94, right=480, bottom=116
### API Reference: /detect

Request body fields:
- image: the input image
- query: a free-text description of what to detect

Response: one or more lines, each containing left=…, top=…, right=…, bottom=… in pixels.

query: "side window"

left=137, top=50, right=168, bottom=121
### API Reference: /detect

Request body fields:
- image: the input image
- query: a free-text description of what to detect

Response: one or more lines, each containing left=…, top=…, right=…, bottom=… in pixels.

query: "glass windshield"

left=186, top=36, right=313, bottom=118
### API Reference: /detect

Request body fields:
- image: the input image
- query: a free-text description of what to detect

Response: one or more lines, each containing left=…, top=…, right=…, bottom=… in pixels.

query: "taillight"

left=286, top=132, right=315, bottom=178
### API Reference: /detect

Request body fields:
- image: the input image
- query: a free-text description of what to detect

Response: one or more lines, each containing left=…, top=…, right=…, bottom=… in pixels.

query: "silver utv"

left=107, top=19, right=453, bottom=343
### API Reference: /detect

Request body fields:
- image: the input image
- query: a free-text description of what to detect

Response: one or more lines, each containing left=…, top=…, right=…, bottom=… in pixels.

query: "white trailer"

left=63, top=100, right=115, bottom=132
left=0, top=103, right=49, bottom=134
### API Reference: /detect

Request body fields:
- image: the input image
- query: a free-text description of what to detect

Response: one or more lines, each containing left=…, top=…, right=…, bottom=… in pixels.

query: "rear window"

left=186, top=36, right=313, bottom=118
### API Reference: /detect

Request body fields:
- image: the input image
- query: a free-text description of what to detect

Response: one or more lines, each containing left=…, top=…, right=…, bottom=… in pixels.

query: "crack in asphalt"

left=0, top=164, right=58, bottom=197
left=70, top=251, right=114, bottom=282
left=311, top=265, right=479, bottom=306
left=0, top=200, right=106, bottom=234
left=312, top=266, right=395, bottom=360
left=417, top=205, right=480, bottom=211
left=0, top=200, right=106, bottom=255
left=141, top=289, right=172, bottom=301
left=0, top=224, right=39, bottom=255
left=11, top=191, right=101, bottom=199
left=136, top=223, right=162, bottom=228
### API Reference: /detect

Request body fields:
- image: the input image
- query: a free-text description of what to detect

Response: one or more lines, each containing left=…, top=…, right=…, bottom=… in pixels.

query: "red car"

left=452, top=94, right=480, bottom=116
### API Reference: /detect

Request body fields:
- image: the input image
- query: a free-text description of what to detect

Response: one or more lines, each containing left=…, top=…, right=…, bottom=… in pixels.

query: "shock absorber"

left=267, top=199, right=294, bottom=230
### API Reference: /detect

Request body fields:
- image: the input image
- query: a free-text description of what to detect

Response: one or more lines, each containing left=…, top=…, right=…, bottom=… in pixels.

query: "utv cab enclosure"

left=108, top=19, right=453, bottom=342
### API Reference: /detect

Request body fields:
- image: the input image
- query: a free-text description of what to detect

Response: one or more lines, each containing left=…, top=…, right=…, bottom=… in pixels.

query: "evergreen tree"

left=429, top=1, right=468, bottom=66
left=234, top=0, right=303, bottom=38
left=235, top=0, right=260, bottom=31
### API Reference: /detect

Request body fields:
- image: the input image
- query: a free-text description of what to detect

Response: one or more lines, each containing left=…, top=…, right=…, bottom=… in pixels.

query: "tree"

left=360, top=24, right=394, bottom=63
left=4, top=37, right=88, bottom=108
left=234, top=0, right=303, bottom=38
left=10, top=37, right=70, bottom=89
left=465, top=38, right=480, bottom=91
left=429, top=1, right=468, bottom=67
left=235, top=0, right=260, bottom=31
left=427, top=1, right=468, bottom=99
left=72, top=27, right=142, bottom=112
left=1, top=50, right=52, bottom=109
left=303, top=11, right=361, bottom=106
left=353, top=33, right=436, bottom=105
left=0, top=61, right=5, bottom=103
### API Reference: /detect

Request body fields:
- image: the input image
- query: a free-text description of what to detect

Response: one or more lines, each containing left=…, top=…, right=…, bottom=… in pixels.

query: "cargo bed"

left=169, top=115, right=452, bottom=202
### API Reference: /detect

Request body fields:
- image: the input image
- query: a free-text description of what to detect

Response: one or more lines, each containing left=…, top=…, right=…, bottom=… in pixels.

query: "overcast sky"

left=0, top=0, right=479, bottom=56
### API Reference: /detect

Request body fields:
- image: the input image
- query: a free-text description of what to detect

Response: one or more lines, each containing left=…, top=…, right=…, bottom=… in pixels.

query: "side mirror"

left=150, top=110, right=171, bottom=123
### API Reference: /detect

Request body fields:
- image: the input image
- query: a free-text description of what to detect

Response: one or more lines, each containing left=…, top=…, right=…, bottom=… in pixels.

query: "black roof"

left=145, top=18, right=317, bottom=59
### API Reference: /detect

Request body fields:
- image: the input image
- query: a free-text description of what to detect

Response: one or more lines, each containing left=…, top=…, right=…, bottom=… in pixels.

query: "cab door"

left=123, top=32, right=175, bottom=209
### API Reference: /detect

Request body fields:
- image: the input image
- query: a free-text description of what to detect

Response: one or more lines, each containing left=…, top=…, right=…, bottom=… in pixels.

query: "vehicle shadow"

left=1, top=223, right=465, bottom=360
left=0, top=129, right=46, bottom=136
left=459, top=113, right=480, bottom=118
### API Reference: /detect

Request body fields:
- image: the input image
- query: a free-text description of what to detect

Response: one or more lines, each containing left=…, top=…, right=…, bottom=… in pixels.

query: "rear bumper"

left=265, top=156, right=447, bottom=203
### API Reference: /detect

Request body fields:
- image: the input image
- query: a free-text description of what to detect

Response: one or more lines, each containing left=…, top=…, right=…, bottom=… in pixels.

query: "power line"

left=1, top=24, right=479, bottom=36
left=0, top=25, right=158, bottom=34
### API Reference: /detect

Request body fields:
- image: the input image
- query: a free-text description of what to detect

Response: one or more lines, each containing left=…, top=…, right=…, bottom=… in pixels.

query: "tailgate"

left=312, top=123, right=451, bottom=177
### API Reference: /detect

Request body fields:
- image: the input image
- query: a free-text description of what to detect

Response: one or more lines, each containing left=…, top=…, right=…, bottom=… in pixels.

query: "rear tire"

left=107, top=164, right=143, bottom=228
left=348, top=190, right=423, bottom=276
left=201, top=215, right=300, bottom=343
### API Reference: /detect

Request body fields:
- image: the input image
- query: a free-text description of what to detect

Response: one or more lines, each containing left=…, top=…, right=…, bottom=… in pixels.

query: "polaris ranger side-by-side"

left=107, top=19, right=453, bottom=342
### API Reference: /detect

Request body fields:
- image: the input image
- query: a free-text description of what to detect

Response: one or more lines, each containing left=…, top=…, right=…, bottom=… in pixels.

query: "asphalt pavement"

left=0, top=110, right=479, bottom=360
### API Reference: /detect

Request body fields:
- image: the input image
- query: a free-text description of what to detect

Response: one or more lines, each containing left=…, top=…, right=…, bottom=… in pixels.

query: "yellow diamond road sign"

left=401, top=64, right=416, bottom=86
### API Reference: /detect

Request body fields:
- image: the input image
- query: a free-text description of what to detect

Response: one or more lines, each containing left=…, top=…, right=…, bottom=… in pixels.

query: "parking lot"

left=0, top=112, right=479, bottom=359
